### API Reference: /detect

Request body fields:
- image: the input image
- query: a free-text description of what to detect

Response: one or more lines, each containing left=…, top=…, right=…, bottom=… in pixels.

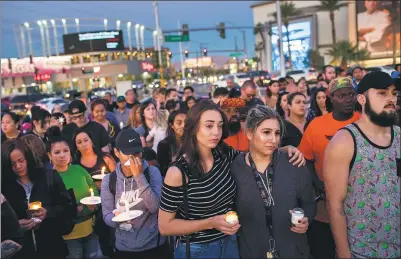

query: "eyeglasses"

left=71, top=113, right=84, bottom=120
left=332, top=92, right=356, bottom=100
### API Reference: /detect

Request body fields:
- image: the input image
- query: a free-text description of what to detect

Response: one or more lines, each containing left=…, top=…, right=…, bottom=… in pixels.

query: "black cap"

left=115, top=129, right=143, bottom=155
left=357, top=71, right=399, bottom=94
left=68, top=100, right=87, bottom=115
left=116, top=96, right=126, bottom=103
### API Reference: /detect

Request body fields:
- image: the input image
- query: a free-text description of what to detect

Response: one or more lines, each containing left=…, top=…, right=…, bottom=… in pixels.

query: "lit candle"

left=29, top=201, right=42, bottom=210
left=225, top=211, right=238, bottom=224
left=120, top=121, right=124, bottom=129
left=90, top=188, right=94, bottom=197
left=101, top=166, right=106, bottom=176
left=124, top=200, right=129, bottom=213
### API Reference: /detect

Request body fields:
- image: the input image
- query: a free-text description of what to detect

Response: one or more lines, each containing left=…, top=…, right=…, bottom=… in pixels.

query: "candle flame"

left=89, top=188, right=93, bottom=192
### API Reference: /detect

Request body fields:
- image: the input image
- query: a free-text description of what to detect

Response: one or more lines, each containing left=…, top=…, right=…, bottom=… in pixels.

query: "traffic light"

left=217, top=22, right=225, bottom=39
left=203, top=48, right=207, bottom=57
left=184, top=49, right=189, bottom=58
left=168, top=51, right=172, bottom=58
left=244, top=58, right=249, bottom=65
left=182, top=24, right=189, bottom=36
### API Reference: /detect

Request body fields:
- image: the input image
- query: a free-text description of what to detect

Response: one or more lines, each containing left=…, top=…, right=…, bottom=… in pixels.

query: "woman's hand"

left=286, top=146, right=306, bottom=167
left=19, top=219, right=36, bottom=231
left=210, top=215, right=241, bottom=236
left=32, top=207, right=47, bottom=221
left=289, top=210, right=309, bottom=234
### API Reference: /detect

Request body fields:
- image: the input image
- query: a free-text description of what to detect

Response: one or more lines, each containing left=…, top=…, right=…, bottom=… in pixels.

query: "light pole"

left=104, top=19, right=108, bottom=31
left=116, top=20, right=121, bottom=31
left=42, top=20, right=51, bottom=57
left=140, top=25, right=145, bottom=51
left=24, top=22, right=33, bottom=56
left=135, top=24, right=140, bottom=51
left=276, top=0, right=286, bottom=77
left=127, top=22, right=133, bottom=51
left=177, top=19, right=185, bottom=79
left=19, top=24, right=27, bottom=57
left=75, top=18, right=80, bottom=33
left=62, top=19, right=68, bottom=34
left=51, top=19, right=59, bottom=55
left=153, top=0, right=165, bottom=86
left=37, top=21, right=47, bottom=57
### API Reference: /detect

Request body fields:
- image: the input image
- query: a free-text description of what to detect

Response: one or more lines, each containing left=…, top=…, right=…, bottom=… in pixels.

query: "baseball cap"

left=68, top=100, right=87, bottom=115
left=115, top=129, right=143, bottom=155
left=116, top=96, right=126, bottom=103
left=357, top=71, right=399, bottom=94
left=328, top=77, right=355, bottom=96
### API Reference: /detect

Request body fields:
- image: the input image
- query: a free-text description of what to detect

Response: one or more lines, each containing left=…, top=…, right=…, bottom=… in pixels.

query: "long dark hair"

left=178, top=100, right=229, bottom=178
left=71, top=128, right=108, bottom=163
left=310, top=87, right=333, bottom=117
left=139, top=100, right=156, bottom=138
left=266, top=80, right=278, bottom=97
left=276, top=91, right=289, bottom=118
left=162, top=110, right=187, bottom=157
left=1, top=139, right=42, bottom=184
left=287, top=92, right=306, bottom=117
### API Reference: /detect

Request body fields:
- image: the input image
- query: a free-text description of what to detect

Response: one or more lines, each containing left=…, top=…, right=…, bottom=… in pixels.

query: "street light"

left=153, top=30, right=158, bottom=50
left=135, top=24, right=140, bottom=51
left=50, top=19, right=59, bottom=55
left=104, top=19, right=108, bottom=31
left=24, top=22, right=29, bottom=28
left=140, top=25, right=145, bottom=51
left=116, top=20, right=120, bottom=30
left=127, top=22, right=132, bottom=51
left=24, top=22, right=32, bottom=56
left=61, top=19, right=68, bottom=34
left=37, top=21, right=46, bottom=57
left=42, top=20, right=51, bottom=57
left=75, top=18, right=80, bottom=32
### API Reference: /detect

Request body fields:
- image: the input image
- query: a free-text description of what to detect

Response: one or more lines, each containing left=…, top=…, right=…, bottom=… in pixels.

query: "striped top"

left=159, top=147, right=239, bottom=244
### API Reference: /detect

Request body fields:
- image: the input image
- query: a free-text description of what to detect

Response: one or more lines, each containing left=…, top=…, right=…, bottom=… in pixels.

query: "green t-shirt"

left=58, top=164, right=99, bottom=218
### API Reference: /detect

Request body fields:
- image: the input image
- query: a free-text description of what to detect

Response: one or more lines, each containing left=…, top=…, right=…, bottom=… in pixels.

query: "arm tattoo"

left=338, top=206, right=346, bottom=217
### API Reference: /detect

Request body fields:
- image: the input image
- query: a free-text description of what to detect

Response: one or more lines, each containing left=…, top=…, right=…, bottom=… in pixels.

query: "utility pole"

left=178, top=19, right=186, bottom=79
left=276, top=0, right=286, bottom=77
left=153, top=0, right=165, bottom=87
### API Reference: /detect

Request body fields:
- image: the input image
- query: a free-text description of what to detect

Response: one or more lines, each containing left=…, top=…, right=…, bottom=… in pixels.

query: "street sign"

left=229, top=52, right=243, bottom=57
left=165, top=34, right=190, bottom=42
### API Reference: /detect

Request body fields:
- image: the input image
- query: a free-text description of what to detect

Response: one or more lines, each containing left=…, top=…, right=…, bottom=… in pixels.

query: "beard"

left=365, top=96, right=398, bottom=127
left=228, top=117, right=241, bottom=135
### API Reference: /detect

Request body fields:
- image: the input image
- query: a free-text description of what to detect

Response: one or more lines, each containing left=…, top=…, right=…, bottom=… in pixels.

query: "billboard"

left=184, top=57, right=213, bottom=68
left=356, top=0, right=400, bottom=58
left=63, top=30, right=125, bottom=54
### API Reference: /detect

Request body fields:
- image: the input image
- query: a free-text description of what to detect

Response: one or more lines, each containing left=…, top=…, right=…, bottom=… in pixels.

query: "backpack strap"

left=109, top=172, right=117, bottom=196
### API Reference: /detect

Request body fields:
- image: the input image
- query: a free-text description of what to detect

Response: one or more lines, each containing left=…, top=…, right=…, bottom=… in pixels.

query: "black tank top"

left=79, top=155, right=110, bottom=177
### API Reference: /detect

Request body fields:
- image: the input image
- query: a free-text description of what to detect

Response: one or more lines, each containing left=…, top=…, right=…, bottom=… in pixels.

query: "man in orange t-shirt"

left=298, top=77, right=360, bottom=259
left=221, top=98, right=249, bottom=151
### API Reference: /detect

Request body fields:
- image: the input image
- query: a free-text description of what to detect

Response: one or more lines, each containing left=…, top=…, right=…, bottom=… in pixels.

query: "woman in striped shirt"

left=158, top=101, right=305, bottom=258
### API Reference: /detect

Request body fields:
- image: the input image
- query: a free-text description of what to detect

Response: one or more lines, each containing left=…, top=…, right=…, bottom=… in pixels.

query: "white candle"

left=101, top=166, right=106, bottom=176
left=120, top=121, right=124, bottom=129
left=225, top=211, right=238, bottom=224
left=291, top=208, right=304, bottom=225
left=90, top=188, right=94, bottom=197
left=124, top=200, right=129, bottom=213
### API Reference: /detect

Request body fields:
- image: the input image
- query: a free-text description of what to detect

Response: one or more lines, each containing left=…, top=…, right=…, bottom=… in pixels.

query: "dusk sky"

left=1, top=1, right=259, bottom=61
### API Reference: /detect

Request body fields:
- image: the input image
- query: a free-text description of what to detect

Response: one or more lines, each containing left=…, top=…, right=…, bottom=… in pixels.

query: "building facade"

left=251, top=0, right=400, bottom=72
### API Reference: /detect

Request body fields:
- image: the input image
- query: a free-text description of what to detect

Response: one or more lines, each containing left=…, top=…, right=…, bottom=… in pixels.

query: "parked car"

left=10, top=94, right=45, bottom=115
left=286, top=68, right=318, bottom=83
left=36, top=97, right=69, bottom=113
left=248, top=70, right=271, bottom=86
left=88, top=87, right=117, bottom=98
left=64, top=90, right=82, bottom=100
left=232, top=73, right=252, bottom=87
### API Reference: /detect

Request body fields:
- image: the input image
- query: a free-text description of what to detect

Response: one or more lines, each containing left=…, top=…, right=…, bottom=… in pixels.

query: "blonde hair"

left=127, top=104, right=141, bottom=128
left=154, top=109, right=169, bottom=130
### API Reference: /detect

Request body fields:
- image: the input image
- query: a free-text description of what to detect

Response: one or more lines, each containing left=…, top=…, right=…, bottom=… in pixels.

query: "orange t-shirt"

left=298, top=112, right=360, bottom=181
left=224, top=129, right=249, bottom=152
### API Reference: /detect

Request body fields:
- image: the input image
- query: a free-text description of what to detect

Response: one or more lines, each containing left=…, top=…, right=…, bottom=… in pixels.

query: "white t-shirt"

left=357, top=10, right=390, bottom=46
left=148, top=126, right=167, bottom=153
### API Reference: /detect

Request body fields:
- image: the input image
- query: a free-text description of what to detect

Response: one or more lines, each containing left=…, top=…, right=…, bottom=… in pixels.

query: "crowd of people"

left=1, top=63, right=400, bottom=259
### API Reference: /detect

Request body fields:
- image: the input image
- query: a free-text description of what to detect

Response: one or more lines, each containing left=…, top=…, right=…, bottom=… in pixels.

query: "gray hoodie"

left=101, top=160, right=166, bottom=252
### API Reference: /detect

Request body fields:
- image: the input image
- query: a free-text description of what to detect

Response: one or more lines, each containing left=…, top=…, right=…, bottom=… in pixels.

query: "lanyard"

left=248, top=152, right=279, bottom=258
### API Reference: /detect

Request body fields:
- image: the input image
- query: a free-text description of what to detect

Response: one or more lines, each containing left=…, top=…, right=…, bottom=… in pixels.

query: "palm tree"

left=271, top=1, right=300, bottom=70
left=326, top=40, right=370, bottom=68
left=254, top=42, right=264, bottom=70
left=318, top=0, right=348, bottom=44
left=307, top=49, right=325, bottom=68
